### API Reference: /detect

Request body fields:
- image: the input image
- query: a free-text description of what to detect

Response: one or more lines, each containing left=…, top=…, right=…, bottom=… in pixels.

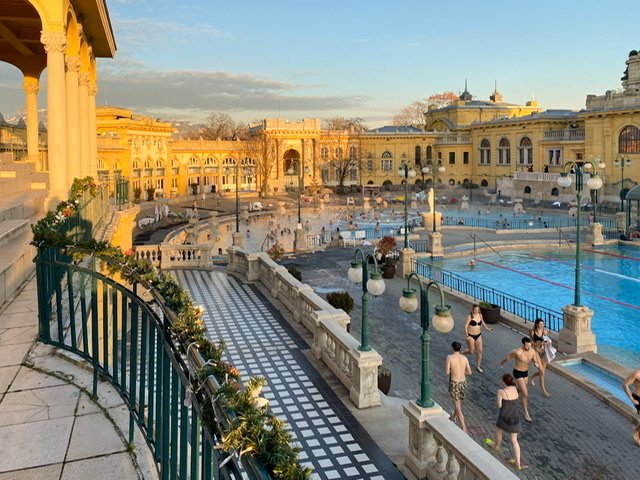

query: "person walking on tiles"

left=462, top=304, right=493, bottom=373
left=499, top=337, right=542, bottom=422
left=446, top=341, right=472, bottom=433
left=623, top=368, right=640, bottom=447
left=486, top=373, right=525, bottom=470
left=529, top=318, right=554, bottom=398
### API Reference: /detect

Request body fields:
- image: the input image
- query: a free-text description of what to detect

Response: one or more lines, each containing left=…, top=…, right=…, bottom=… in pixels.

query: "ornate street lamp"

left=286, top=161, right=310, bottom=226
left=557, top=158, right=605, bottom=306
left=399, top=273, right=454, bottom=407
left=614, top=154, right=631, bottom=212
left=397, top=161, right=417, bottom=248
left=224, top=162, right=254, bottom=234
left=347, top=248, right=386, bottom=352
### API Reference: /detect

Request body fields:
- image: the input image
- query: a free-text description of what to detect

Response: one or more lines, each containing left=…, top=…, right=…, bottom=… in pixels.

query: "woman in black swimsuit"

left=529, top=319, right=552, bottom=397
left=463, top=304, right=493, bottom=373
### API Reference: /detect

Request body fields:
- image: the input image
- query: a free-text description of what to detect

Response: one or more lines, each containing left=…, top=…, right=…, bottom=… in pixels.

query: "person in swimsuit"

left=499, top=337, right=541, bottom=422
left=529, top=319, right=552, bottom=397
left=486, top=373, right=524, bottom=470
left=463, top=304, right=493, bottom=373
left=446, top=341, right=472, bottom=433
left=623, top=368, right=640, bottom=447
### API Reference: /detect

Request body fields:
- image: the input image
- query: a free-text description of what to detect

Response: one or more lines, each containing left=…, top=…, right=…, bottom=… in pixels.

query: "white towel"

left=544, top=340, right=557, bottom=363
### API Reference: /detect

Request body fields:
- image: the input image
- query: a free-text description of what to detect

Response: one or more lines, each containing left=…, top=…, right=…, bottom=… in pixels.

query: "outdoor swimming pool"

left=423, top=245, right=640, bottom=368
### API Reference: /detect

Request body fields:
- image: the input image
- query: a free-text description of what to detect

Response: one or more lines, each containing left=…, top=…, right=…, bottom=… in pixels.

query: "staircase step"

left=0, top=219, right=30, bottom=248
left=0, top=191, right=45, bottom=221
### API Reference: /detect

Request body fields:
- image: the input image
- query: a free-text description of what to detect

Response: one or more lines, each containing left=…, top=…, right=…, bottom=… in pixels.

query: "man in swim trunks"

left=499, top=337, right=541, bottom=422
left=446, top=341, right=472, bottom=433
left=623, top=368, right=640, bottom=447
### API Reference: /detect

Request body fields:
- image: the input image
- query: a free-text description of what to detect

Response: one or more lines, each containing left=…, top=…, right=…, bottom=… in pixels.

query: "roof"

left=365, top=125, right=425, bottom=134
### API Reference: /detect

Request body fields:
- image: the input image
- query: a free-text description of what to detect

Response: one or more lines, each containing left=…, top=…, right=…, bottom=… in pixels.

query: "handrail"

left=412, top=258, right=563, bottom=331
left=34, top=246, right=270, bottom=479
left=469, top=233, right=505, bottom=258
left=557, top=227, right=573, bottom=249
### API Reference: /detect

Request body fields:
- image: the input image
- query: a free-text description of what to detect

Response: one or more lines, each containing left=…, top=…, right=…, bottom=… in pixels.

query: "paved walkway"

left=0, top=276, right=155, bottom=480
left=287, top=248, right=640, bottom=480
left=175, top=269, right=404, bottom=479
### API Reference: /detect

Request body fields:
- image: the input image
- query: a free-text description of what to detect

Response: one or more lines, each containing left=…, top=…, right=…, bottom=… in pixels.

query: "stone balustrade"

left=160, top=244, right=211, bottom=269
left=133, top=245, right=161, bottom=267
left=404, top=402, right=519, bottom=480
left=228, top=246, right=380, bottom=408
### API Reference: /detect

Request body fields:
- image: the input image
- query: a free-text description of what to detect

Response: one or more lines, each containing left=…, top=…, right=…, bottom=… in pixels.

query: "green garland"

left=33, top=178, right=312, bottom=480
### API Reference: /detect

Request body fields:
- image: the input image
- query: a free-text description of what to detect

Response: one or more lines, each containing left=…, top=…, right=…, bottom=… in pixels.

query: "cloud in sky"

left=96, top=67, right=371, bottom=122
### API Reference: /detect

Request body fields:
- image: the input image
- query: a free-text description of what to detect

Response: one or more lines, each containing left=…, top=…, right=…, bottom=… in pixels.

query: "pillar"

left=232, top=232, right=245, bottom=248
left=589, top=223, right=604, bottom=246
left=22, top=77, right=40, bottom=167
left=403, top=401, right=446, bottom=480
left=558, top=304, right=597, bottom=354
left=65, top=56, right=81, bottom=187
left=88, top=82, right=98, bottom=179
left=78, top=71, right=90, bottom=178
left=429, top=232, right=444, bottom=258
left=294, top=227, right=307, bottom=253
left=41, top=32, right=68, bottom=209
left=398, top=247, right=414, bottom=278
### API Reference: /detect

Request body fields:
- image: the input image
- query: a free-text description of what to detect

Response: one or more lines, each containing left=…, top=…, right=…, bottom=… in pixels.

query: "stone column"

left=589, top=223, right=604, bottom=246
left=403, top=401, right=446, bottom=479
left=294, top=227, right=307, bottom=253
left=65, top=56, right=81, bottom=187
left=88, top=82, right=98, bottom=179
left=558, top=304, right=597, bottom=354
left=41, top=32, right=68, bottom=209
left=22, top=77, right=40, bottom=167
left=78, top=71, right=91, bottom=178
left=398, top=247, right=414, bottom=278
left=429, top=232, right=444, bottom=258
left=232, top=232, right=246, bottom=248
left=348, top=349, right=382, bottom=408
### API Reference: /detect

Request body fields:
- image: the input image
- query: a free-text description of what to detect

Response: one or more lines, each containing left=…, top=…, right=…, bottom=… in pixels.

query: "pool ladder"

left=557, top=227, right=574, bottom=249
left=470, top=233, right=505, bottom=258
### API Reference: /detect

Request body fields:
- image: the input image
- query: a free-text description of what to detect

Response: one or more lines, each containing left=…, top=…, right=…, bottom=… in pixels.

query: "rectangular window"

left=367, top=159, right=374, bottom=172
left=321, top=168, right=329, bottom=183
left=547, top=149, right=562, bottom=166
left=463, top=152, right=469, bottom=165
left=449, top=152, right=455, bottom=165
left=381, top=159, right=392, bottom=172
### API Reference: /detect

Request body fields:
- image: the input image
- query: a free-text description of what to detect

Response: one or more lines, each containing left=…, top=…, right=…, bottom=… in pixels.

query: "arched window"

left=381, top=151, right=393, bottom=172
left=518, top=137, right=533, bottom=165
left=415, top=146, right=422, bottom=164
left=349, top=145, right=358, bottom=160
left=381, top=150, right=393, bottom=158
left=335, top=147, right=343, bottom=159
left=144, top=158, right=152, bottom=169
left=480, top=139, right=491, bottom=165
left=498, top=138, right=511, bottom=165
left=480, top=179, right=488, bottom=187
left=551, top=187, right=559, bottom=197
left=189, top=156, right=199, bottom=166
left=204, top=156, right=217, bottom=166
left=619, top=125, right=640, bottom=153
left=524, top=186, right=532, bottom=194
left=155, top=158, right=163, bottom=168
left=320, top=146, right=329, bottom=161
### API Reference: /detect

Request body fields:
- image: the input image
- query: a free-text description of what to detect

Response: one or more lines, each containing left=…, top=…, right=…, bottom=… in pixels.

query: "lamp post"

left=397, top=161, right=416, bottom=248
left=224, top=162, right=254, bottom=234
left=347, top=248, right=386, bottom=352
left=557, top=158, right=604, bottom=306
left=399, top=273, right=454, bottom=407
left=614, top=154, right=631, bottom=211
left=286, top=161, right=310, bottom=226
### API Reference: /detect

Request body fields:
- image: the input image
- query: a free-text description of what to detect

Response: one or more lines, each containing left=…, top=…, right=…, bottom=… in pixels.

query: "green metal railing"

left=60, top=186, right=110, bottom=244
left=35, top=246, right=269, bottom=479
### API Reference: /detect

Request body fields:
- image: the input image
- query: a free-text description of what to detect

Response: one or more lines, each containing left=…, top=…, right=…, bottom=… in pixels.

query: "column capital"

left=40, top=32, right=67, bottom=54
left=79, top=72, right=90, bottom=87
left=65, top=56, right=81, bottom=73
left=22, top=77, right=40, bottom=95
left=89, top=85, right=98, bottom=97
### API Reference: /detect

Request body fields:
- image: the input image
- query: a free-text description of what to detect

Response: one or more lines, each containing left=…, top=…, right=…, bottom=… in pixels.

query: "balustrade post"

left=348, top=348, right=382, bottom=408
left=403, top=401, right=446, bottom=479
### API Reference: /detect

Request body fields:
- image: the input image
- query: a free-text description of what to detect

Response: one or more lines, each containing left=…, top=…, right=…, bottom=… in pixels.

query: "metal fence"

left=35, top=247, right=269, bottom=479
left=441, top=215, right=617, bottom=231
left=59, top=186, right=111, bottom=244
left=412, top=259, right=563, bottom=331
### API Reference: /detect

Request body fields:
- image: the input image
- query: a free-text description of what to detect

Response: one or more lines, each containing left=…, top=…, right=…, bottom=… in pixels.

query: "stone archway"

left=283, top=149, right=301, bottom=173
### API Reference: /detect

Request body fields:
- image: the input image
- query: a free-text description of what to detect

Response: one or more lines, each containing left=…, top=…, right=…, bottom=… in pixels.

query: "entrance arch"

left=283, top=149, right=301, bottom=173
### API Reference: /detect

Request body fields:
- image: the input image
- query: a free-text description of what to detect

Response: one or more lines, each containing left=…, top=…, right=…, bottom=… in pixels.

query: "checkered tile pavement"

left=175, top=269, right=402, bottom=480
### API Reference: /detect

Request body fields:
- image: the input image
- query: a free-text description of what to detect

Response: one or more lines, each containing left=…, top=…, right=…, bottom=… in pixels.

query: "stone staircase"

left=0, top=153, right=48, bottom=307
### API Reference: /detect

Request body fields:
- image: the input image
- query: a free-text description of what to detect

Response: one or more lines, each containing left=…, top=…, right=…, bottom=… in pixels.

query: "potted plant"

left=375, top=236, right=397, bottom=262
left=326, top=291, right=354, bottom=332
left=479, top=301, right=501, bottom=324
left=382, top=249, right=399, bottom=278
left=378, top=364, right=391, bottom=395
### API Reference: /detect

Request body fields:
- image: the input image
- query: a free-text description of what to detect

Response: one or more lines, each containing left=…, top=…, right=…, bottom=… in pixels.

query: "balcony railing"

left=543, top=129, right=585, bottom=141
left=434, top=133, right=471, bottom=145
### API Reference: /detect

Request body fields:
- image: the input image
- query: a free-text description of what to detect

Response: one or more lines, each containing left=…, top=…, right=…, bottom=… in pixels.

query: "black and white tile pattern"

left=175, top=269, right=401, bottom=480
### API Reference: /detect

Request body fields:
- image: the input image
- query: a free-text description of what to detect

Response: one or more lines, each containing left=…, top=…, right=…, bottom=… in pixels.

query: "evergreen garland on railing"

left=32, top=178, right=312, bottom=480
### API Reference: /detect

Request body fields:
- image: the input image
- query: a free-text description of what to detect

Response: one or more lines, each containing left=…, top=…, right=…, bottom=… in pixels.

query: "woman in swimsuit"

left=529, top=319, right=552, bottom=397
left=463, top=304, right=493, bottom=373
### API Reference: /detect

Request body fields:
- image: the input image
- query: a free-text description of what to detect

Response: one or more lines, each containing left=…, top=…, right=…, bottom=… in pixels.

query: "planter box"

left=378, top=373, right=391, bottom=395
left=480, top=304, right=501, bottom=324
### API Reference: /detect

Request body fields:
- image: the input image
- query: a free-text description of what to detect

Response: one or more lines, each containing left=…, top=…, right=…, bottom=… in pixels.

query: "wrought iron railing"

left=35, top=246, right=270, bottom=479
left=412, top=259, right=563, bottom=331
left=59, top=186, right=110, bottom=244
left=441, top=215, right=617, bottom=231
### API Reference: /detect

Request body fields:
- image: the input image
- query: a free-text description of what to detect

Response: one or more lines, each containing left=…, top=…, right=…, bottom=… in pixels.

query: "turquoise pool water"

left=563, top=360, right=634, bottom=408
left=425, top=245, right=640, bottom=368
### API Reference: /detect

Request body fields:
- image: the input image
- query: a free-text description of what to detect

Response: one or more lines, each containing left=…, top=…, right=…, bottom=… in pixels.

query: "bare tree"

left=238, top=131, right=278, bottom=197
left=320, top=117, right=366, bottom=191
left=426, top=91, right=458, bottom=108
left=201, top=112, right=244, bottom=140
left=393, top=91, right=459, bottom=126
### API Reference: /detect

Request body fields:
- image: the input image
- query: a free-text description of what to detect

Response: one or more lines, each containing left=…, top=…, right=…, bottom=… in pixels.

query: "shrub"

left=133, top=187, right=142, bottom=203
left=376, top=236, right=397, bottom=257
left=287, top=266, right=302, bottom=281
left=267, top=241, right=285, bottom=261
left=326, top=291, right=354, bottom=314
left=146, top=187, right=155, bottom=201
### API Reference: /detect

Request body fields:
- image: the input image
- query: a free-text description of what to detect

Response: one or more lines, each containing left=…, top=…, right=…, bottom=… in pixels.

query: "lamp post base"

left=294, top=228, right=307, bottom=253
left=232, top=232, right=245, bottom=248
left=398, top=247, right=415, bottom=278
left=402, top=401, right=446, bottom=480
left=558, top=304, right=597, bottom=354
left=428, top=232, right=444, bottom=258
left=589, top=222, right=604, bottom=246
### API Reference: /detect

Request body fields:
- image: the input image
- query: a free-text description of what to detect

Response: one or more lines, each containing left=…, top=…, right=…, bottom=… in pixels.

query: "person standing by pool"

left=529, top=319, right=554, bottom=398
left=485, top=373, right=525, bottom=470
left=623, top=368, right=640, bottom=446
left=446, top=341, right=472, bottom=432
left=463, top=304, right=493, bottom=373
left=499, top=337, right=541, bottom=422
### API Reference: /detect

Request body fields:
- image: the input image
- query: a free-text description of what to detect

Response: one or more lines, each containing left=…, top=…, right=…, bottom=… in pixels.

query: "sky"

left=0, top=0, right=639, bottom=127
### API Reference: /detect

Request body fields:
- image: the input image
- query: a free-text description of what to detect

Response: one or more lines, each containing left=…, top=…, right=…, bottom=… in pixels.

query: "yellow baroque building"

left=93, top=51, right=640, bottom=204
